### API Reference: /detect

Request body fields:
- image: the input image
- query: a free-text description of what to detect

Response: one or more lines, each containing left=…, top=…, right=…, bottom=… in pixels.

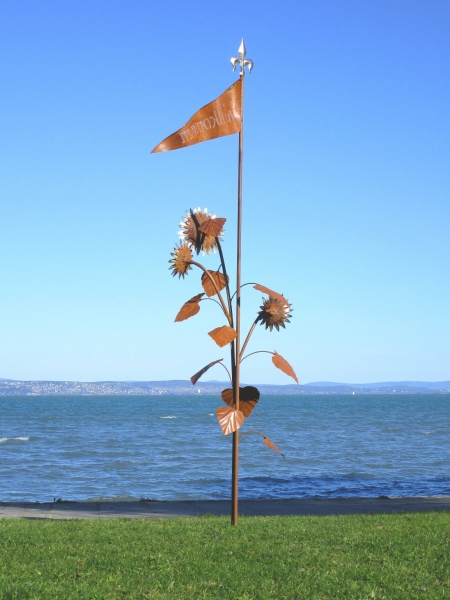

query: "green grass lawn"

left=1, top=512, right=449, bottom=599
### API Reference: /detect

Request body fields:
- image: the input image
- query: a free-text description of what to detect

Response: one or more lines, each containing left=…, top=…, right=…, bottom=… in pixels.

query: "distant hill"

left=0, top=379, right=449, bottom=395
left=308, top=381, right=450, bottom=390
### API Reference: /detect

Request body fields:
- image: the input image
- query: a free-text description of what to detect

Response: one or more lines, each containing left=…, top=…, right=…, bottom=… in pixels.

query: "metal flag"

left=151, top=79, right=242, bottom=153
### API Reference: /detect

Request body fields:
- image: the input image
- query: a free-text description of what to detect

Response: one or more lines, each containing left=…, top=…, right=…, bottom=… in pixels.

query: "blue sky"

left=1, top=0, right=449, bottom=384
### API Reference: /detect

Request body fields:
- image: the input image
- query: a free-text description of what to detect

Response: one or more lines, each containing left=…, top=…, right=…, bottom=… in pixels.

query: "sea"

left=1, top=394, right=449, bottom=503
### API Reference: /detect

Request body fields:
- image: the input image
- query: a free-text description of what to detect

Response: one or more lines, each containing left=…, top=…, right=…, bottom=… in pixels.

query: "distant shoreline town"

left=0, top=379, right=449, bottom=396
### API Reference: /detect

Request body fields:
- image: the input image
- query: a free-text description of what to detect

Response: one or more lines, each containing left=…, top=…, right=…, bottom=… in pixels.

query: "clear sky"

left=1, top=0, right=449, bottom=384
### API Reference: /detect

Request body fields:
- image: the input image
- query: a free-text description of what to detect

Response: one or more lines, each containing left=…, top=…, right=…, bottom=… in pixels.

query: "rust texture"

left=152, top=80, right=242, bottom=153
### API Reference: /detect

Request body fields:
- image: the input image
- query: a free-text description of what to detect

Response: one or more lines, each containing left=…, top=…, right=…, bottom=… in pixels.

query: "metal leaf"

left=263, top=436, right=285, bottom=458
left=174, top=293, right=205, bottom=323
left=208, top=325, right=237, bottom=348
left=253, top=284, right=290, bottom=307
left=190, top=358, right=224, bottom=385
left=216, top=406, right=244, bottom=435
left=198, top=217, right=226, bottom=237
left=272, top=351, right=298, bottom=383
left=221, top=386, right=260, bottom=418
left=201, top=271, right=228, bottom=297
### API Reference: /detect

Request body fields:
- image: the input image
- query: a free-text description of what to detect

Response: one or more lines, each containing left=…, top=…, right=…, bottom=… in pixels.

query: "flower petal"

left=253, top=284, right=290, bottom=307
left=174, top=293, right=205, bottom=323
left=208, top=326, right=237, bottom=348
left=201, top=271, right=228, bottom=297
left=263, top=436, right=285, bottom=458
left=198, top=217, right=226, bottom=237
left=216, top=406, right=244, bottom=435
left=190, top=358, right=224, bottom=385
left=221, top=386, right=260, bottom=418
left=272, top=351, right=298, bottom=383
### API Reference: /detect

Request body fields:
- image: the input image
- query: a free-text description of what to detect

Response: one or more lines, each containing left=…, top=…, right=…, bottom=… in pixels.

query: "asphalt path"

left=1, top=496, right=450, bottom=520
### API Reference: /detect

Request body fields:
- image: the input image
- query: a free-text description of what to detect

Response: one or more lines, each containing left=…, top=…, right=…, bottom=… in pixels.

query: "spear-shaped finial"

left=231, top=38, right=253, bottom=75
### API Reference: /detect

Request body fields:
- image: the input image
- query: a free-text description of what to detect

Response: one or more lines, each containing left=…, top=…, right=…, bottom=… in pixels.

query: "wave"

left=86, top=495, right=138, bottom=502
left=159, top=416, right=176, bottom=419
left=0, top=436, right=30, bottom=443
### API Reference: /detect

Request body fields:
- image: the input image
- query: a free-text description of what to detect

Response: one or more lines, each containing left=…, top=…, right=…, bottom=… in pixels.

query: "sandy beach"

left=1, top=496, right=449, bottom=520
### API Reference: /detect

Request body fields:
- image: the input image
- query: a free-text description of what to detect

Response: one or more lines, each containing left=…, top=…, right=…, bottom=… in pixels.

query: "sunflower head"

left=169, top=243, right=193, bottom=279
left=256, top=296, right=292, bottom=332
left=179, top=207, right=224, bottom=255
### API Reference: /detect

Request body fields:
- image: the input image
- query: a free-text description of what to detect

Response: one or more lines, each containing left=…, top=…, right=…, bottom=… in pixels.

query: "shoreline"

left=1, top=495, right=450, bottom=520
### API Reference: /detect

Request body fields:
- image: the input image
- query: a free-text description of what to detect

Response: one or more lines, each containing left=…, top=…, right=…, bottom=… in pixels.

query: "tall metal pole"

left=231, top=73, right=244, bottom=526
left=230, top=39, right=252, bottom=526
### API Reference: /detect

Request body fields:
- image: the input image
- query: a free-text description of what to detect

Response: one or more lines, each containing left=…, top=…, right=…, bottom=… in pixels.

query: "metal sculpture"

left=157, top=41, right=297, bottom=525
left=169, top=204, right=297, bottom=526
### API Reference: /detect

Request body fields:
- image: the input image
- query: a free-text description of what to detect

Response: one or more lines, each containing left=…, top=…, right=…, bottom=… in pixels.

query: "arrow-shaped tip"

left=239, top=38, right=246, bottom=57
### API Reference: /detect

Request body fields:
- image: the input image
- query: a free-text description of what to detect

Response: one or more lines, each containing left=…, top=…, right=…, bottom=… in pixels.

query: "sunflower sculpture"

left=169, top=207, right=298, bottom=456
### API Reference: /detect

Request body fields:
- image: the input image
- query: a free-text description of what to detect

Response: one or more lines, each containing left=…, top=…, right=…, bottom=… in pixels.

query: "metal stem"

left=216, top=239, right=233, bottom=324
left=230, top=282, right=259, bottom=303
left=240, top=349, right=275, bottom=363
left=217, top=361, right=233, bottom=383
left=232, top=72, right=244, bottom=526
left=239, top=320, right=257, bottom=361
left=216, top=239, right=237, bottom=443
left=239, top=429, right=265, bottom=439
left=203, top=297, right=223, bottom=309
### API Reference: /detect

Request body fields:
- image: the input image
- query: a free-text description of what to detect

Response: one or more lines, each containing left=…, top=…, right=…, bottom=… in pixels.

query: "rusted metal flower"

left=169, top=243, right=193, bottom=278
left=179, top=207, right=225, bottom=255
left=256, top=296, right=292, bottom=331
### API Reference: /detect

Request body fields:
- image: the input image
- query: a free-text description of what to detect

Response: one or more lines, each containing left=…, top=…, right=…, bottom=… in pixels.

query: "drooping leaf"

left=208, top=325, right=237, bottom=348
left=190, top=358, right=224, bottom=385
left=253, top=284, right=290, bottom=307
left=221, top=386, right=260, bottom=418
left=216, top=406, right=244, bottom=435
left=263, top=436, right=285, bottom=458
left=272, top=351, right=298, bottom=383
left=201, top=271, right=228, bottom=297
left=174, top=293, right=205, bottom=323
left=198, top=217, right=226, bottom=237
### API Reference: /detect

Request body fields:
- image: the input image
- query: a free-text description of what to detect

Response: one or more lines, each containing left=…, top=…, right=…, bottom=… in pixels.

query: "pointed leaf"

left=272, top=351, right=298, bottom=383
left=208, top=325, right=237, bottom=348
left=174, top=293, right=205, bottom=323
left=216, top=406, right=244, bottom=435
left=221, top=386, right=260, bottom=418
left=263, top=436, right=285, bottom=458
left=253, top=284, right=290, bottom=307
left=198, top=217, right=226, bottom=237
left=201, top=270, right=228, bottom=297
left=190, top=358, right=224, bottom=385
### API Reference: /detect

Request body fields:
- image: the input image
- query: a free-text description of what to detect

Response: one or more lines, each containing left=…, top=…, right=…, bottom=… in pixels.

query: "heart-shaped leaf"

left=221, top=386, right=260, bottom=418
left=190, top=358, right=224, bottom=385
left=253, top=284, right=290, bottom=307
left=216, top=406, right=244, bottom=435
left=174, top=293, right=205, bottom=323
left=208, top=325, right=237, bottom=348
left=198, top=217, right=226, bottom=237
left=272, top=351, right=298, bottom=383
left=201, top=271, right=228, bottom=297
left=263, top=436, right=285, bottom=458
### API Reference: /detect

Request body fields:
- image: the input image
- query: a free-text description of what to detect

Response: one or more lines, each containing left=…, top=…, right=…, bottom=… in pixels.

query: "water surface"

left=1, top=394, right=449, bottom=502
